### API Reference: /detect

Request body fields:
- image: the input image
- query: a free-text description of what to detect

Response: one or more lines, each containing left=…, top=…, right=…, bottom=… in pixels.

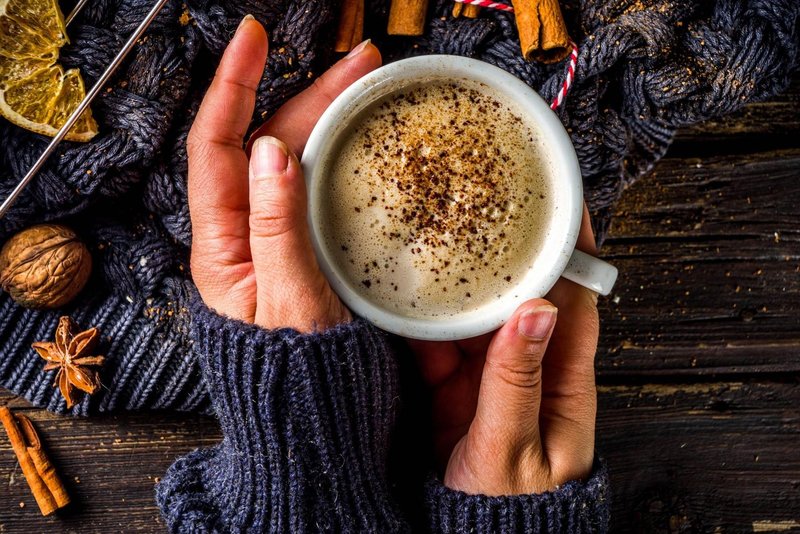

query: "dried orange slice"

left=0, top=0, right=97, bottom=141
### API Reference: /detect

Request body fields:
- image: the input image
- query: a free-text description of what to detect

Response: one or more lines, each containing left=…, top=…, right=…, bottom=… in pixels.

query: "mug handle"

left=561, top=249, right=618, bottom=296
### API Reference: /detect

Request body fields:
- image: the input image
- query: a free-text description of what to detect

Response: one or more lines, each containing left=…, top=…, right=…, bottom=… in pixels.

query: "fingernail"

left=237, top=14, right=255, bottom=32
left=252, top=136, right=289, bottom=177
left=346, top=39, right=371, bottom=59
left=518, top=305, right=557, bottom=340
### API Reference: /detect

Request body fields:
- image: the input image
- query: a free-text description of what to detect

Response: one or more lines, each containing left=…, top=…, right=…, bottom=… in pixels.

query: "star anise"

left=32, top=316, right=105, bottom=408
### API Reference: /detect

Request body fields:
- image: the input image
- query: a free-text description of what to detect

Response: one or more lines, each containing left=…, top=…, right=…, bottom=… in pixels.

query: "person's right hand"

left=187, top=17, right=381, bottom=332
left=410, top=208, right=601, bottom=496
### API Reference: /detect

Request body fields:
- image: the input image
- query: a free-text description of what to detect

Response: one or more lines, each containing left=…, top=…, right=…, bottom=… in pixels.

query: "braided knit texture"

left=0, top=0, right=798, bottom=413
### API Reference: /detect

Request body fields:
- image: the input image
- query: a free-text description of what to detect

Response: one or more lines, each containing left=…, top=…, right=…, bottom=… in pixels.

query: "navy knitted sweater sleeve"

left=155, top=297, right=610, bottom=532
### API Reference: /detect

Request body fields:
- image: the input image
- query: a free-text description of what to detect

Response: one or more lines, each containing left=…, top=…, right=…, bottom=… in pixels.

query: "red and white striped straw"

left=452, top=0, right=578, bottom=110
left=549, top=42, right=578, bottom=110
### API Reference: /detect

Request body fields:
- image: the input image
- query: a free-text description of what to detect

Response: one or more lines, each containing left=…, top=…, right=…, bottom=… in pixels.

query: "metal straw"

left=0, top=0, right=170, bottom=219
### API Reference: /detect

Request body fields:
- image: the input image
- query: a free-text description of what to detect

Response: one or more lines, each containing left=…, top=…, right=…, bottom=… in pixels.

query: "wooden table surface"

left=2, top=79, right=798, bottom=533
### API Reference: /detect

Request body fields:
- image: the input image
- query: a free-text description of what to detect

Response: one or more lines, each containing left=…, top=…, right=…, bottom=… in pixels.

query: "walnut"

left=0, top=224, right=92, bottom=309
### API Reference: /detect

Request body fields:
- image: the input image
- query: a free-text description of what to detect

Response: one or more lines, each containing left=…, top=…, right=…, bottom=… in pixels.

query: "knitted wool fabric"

left=156, top=300, right=409, bottom=532
left=1, top=0, right=799, bottom=412
left=154, top=296, right=611, bottom=532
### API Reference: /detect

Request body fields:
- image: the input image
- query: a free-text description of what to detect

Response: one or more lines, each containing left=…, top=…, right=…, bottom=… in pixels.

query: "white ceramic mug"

left=302, top=55, right=617, bottom=340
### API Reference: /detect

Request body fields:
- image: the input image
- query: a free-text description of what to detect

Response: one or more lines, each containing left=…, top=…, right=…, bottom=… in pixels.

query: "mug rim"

left=301, top=55, right=583, bottom=340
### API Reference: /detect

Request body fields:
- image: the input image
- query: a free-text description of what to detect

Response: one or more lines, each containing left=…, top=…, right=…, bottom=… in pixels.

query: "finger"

left=469, top=299, right=557, bottom=459
left=539, top=280, right=598, bottom=482
left=576, top=203, right=597, bottom=254
left=247, top=40, right=382, bottom=156
left=407, top=339, right=463, bottom=386
left=248, top=136, right=350, bottom=331
left=540, top=204, right=600, bottom=480
left=409, top=328, right=494, bottom=387
left=192, top=16, right=267, bottom=154
left=546, top=203, right=599, bottom=401
left=545, top=203, right=600, bottom=390
left=188, top=16, right=268, bottom=319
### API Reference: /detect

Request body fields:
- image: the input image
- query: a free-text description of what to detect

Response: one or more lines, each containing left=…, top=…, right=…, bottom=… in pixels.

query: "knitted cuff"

left=157, top=297, right=408, bottom=533
left=424, top=459, right=611, bottom=533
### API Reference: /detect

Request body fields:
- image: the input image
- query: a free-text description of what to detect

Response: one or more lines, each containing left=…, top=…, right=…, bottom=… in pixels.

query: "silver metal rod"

left=0, top=0, right=170, bottom=219
left=66, top=0, right=90, bottom=26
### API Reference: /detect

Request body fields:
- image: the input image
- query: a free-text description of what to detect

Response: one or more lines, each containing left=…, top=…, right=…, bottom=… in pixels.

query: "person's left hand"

left=409, top=208, right=600, bottom=496
left=187, top=18, right=381, bottom=332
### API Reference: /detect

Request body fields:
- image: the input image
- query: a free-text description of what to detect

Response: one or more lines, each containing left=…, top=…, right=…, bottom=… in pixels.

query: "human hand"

left=187, top=17, right=381, bottom=332
left=410, top=207, right=600, bottom=496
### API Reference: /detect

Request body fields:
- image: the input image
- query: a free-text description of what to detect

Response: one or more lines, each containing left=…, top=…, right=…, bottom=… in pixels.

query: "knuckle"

left=578, top=288, right=601, bottom=329
left=520, top=340, right=548, bottom=362
left=505, top=443, right=555, bottom=494
left=186, top=134, right=215, bottom=174
left=549, top=453, right=594, bottom=486
left=186, top=128, right=206, bottom=158
left=186, top=127, right=240, bottom=163
left=309, top=77, right=339, bottom=108
left=583, top=300, right=600, bottom=332
left=249, top=174, right=302, bottom=240
left=249, top=202, right=298, bottom=239
left=188, top=201, right=221, bottom=226
left=490, top=355, right=544, bottom=389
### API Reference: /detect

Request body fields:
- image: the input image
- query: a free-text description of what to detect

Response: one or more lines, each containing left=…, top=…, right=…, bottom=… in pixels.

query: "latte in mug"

left=316, top=79, right=554, bottom=320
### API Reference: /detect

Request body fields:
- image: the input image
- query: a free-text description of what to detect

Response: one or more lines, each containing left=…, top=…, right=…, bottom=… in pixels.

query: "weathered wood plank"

left=597, top=381, right=800, bottom=532
left=596, top=148, right=800, bottom=376
left=3, top=382, right=799, bottom=533
left=0, top=391, right=218, bottom=532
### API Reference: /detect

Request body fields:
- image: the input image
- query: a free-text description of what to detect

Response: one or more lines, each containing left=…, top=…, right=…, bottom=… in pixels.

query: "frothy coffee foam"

left=318, top=79, right=552, bottom=319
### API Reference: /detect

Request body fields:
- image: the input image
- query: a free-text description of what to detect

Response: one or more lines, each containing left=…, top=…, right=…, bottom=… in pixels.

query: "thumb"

left=470, top=299, right=557, bottom=460
left=248, top=135, right=349, bottom=331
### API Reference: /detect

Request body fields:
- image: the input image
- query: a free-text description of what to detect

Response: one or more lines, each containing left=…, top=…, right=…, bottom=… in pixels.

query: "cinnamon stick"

left=453, top=2, right=481, bottom=18
left=388, top=0, right=428, bottom=36
left=17, top=414, right=70, bottom=508
left=351, top=0, right=365, bottom=49
left=0, top=407, right=69, bottom=515
left=511, top=0, right=570, bottom=63
left=335, top=0, right=364, bottom=52
left=464, top=4, right=481, bottom=18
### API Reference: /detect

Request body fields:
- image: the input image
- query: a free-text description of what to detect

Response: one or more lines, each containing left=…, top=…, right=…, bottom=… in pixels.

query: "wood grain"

left=596, top=80, right=800, bottom=377
left=597, top=148, right=800, bottom=376
left=0, top=392, right=218, bottom=532
left=598, top=381, right=800, bottom=532
left=4, top=381, right=799, bottom=532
